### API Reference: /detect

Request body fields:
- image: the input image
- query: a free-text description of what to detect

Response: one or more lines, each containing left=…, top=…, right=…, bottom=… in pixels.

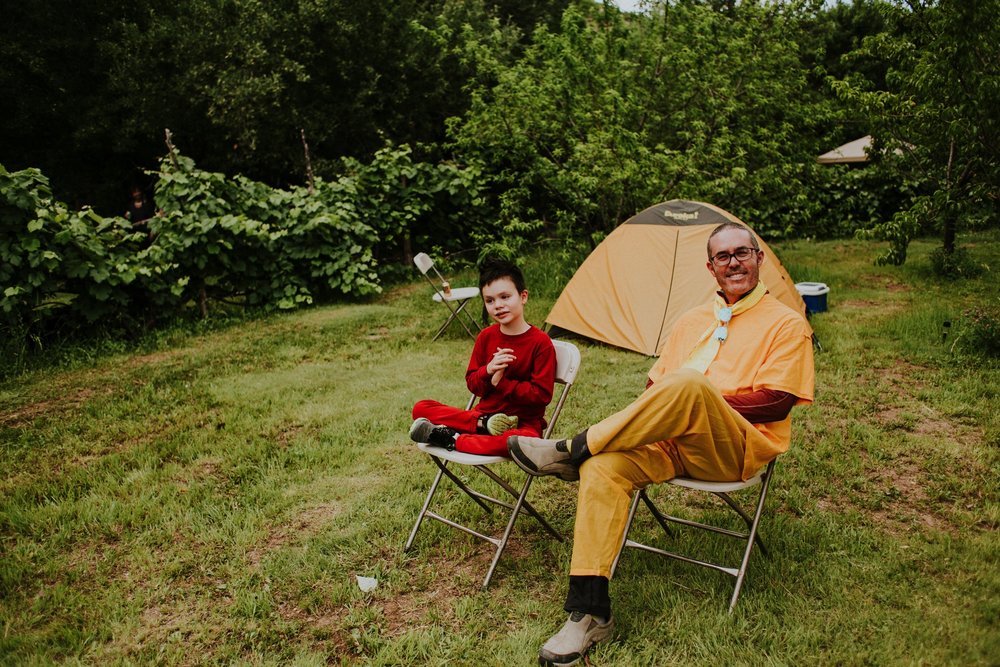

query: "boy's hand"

left=487, top=347, right=515, bottom=386
left=486, top=347, right=516, bottom=374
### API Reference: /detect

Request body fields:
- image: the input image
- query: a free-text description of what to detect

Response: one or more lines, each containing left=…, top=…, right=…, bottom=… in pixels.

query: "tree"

left=0, top=0, right=532, bottom=212
left=0, top=0, right=146, bottom=212
left=452, top=0, right=834, bottom=251
left=830, top=0, right=1000, bottom=265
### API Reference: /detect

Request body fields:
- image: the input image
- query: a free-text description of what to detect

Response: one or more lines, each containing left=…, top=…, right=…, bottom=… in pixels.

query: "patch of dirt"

left=246, top=502, right=342, bottom=568
left=1, top=349, right=187, bottom=429
left=128, top=349, right=187, bottom=368
left=1, top=386, right=114, bottom=428
left=875, top=405, right=957, bottom=442
left=274, top=423, right=306, bottom=448
left=837, top=298, right=906, bottom=313
left=812, top=449, right=954, bottom=537
left=872, top=359, right=985, bottom=448
left=274, top=538, right=535, bottom=647
left=135, top=602, right=203, bottom=643
left=70, top=419, right=180, bottom=469
left=169, top=457, right=225, bottom=494
left=364, top=326, right=391, bottom=341
left=865, top=455, right=950, bottom=533
left=879, top=360, right=929, bottom=389
left=275, top=601, right=355, bottom=659
left=814, top=357, right=988, bottom=537
left=856, top=275, right=912, bottom=293
left=884, top=280, right=910, bottom=292
left=381, top=548, right=498, bottom=635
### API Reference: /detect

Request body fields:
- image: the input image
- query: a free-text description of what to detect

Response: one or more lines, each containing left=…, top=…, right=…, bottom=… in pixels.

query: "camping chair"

left=404, top=339, right=581, bottom=588
left=413, top=252, right=482, bottom=341
left=609, top=459, right=778, bottom=613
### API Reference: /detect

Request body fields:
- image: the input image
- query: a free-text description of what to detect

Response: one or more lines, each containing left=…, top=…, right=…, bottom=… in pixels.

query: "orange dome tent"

left=545, top=200, right=810, bottom=356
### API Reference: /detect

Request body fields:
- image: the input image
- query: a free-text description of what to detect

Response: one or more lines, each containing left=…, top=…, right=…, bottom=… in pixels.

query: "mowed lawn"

left=1, top=233, right=998, bottom=665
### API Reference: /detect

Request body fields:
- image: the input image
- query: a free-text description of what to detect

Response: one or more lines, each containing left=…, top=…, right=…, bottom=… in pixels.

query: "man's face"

left=706, top=228, right=764, bottom=303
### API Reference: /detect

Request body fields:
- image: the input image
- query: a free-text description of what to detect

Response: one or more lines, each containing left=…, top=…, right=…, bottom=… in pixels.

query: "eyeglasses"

left=710, top=247, right=758, bottom=266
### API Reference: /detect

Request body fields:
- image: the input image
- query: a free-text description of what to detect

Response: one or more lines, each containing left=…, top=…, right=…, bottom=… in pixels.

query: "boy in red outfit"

left=409, top=259, right=556, bottom=456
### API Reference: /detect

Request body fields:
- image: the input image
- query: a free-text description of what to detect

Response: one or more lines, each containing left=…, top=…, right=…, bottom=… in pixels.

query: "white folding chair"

left=610, top=459, right=778, bottom=612
left=413, top=252, right=482, bottom=341
left=404, top=339, right=582, bottom=588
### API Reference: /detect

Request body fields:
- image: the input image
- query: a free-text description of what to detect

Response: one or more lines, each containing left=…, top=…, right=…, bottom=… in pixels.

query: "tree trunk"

left=943, top=212, right=956, bottom=254
left=943, top=139, right=956, bottom=254
left=301, top=129, right=315, bottom=195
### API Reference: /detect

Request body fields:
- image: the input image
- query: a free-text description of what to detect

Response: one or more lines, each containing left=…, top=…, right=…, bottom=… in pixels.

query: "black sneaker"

left=409, top=418, right=458, bottom=450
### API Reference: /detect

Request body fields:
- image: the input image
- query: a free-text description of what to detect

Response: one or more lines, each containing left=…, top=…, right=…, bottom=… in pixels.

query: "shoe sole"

left=538, top=622, right=614, bottom=666
left=507, top=436, right=543, bottom=475
left=508, top=436, right=580, bottom=482
left=409, top=418, right=433, bottom=443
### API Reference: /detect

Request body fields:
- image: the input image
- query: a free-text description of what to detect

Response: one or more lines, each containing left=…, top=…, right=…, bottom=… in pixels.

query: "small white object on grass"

left=356, top=575, right=378, bottom=592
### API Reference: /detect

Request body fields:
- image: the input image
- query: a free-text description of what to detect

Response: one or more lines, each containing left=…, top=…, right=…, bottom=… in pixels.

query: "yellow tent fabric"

left=545, top=200, right=811, bottom=356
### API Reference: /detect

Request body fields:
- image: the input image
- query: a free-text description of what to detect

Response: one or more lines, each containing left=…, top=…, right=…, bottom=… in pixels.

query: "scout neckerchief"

left=681, top=281, right=768, bottom=374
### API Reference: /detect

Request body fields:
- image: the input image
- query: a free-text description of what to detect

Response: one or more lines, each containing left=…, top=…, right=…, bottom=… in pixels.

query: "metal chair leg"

left=611, top=461, right=778, bottom=612
left=431, top=297, right=479, bottom=341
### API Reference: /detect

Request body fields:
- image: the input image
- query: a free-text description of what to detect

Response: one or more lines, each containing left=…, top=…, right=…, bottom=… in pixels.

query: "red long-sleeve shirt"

left=465, top=324, right=556, bottom=434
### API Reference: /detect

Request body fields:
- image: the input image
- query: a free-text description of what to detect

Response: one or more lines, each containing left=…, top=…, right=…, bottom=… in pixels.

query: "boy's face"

left=481, top=277, right=528, bottom=327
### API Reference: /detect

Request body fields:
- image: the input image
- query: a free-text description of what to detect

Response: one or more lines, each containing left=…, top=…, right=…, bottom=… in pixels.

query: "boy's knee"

left=412, top=399, right=435, bottom=419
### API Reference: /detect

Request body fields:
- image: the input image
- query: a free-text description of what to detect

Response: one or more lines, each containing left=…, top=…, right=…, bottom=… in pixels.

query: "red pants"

left=412, top=399, right=541, bottom=456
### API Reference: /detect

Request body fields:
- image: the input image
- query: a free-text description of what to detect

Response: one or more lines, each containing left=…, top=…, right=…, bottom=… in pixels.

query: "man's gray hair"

left=707, top=222, right=760, bottom=258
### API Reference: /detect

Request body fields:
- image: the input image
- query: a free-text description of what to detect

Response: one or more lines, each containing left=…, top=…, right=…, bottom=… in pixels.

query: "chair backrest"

left=414, top=251, right=453, bottom=298
left=413, top=252, right=434, bottom=276
left=544, top=340, right=580, bottom=438
left=552, top=339, right=581, bottom=386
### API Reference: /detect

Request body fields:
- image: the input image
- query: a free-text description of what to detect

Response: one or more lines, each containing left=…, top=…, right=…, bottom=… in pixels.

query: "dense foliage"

left=0, top=144, right=485, bottom=353
left=453, top=1, right=842, bottom=249
left=1, top=0, right=997, bottom=363
left=830, top=0, right=1000, bottom=264
left=0, top=0, right=538, bottom=211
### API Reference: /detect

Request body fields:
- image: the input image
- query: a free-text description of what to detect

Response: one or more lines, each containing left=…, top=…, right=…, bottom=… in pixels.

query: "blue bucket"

left=795, top=282, right=830, bottom=313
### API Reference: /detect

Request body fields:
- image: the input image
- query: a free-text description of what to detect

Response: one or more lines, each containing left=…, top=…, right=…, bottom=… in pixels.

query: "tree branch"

left=164, top=128, right=179, bottom=168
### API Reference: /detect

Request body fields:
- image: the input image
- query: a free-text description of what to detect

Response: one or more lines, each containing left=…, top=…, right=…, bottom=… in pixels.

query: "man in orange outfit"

left=508, top=222, right=815, bottom=667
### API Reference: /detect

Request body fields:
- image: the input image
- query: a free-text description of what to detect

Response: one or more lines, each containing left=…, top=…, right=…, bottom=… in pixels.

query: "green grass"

left=2, top=233, right=999, bottom=665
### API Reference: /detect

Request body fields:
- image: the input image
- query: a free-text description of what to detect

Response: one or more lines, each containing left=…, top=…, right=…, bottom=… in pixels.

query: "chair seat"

left=668, top=472, right=763, bottom=493
left=416, top=442, right=509, bottom=466
left=431, top=286, right=480, bottom=303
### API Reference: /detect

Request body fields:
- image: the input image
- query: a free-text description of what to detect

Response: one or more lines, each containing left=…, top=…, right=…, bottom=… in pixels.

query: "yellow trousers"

left=570, top=368, right=760, bottom=578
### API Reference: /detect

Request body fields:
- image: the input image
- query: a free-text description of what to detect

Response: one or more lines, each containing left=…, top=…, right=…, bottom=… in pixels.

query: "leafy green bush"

left=0, top=165, right=144, bottom=326
left=144, top=151, right=385, bottom=312
left=451, top=2, right=839, bottom=246
left=929, top=246, right=983, bottom=279
left=1, top=143, right=486, bottom=365
left=952, top=305, right=1000, bottom=358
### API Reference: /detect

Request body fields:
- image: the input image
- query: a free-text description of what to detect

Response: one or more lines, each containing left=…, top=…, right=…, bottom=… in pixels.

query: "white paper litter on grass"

left=356, top=575, right=378, bottom=592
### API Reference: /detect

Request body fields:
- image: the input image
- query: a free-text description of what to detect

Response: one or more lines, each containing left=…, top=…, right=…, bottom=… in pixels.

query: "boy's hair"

left=478, top=258, right=526, bottom=293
